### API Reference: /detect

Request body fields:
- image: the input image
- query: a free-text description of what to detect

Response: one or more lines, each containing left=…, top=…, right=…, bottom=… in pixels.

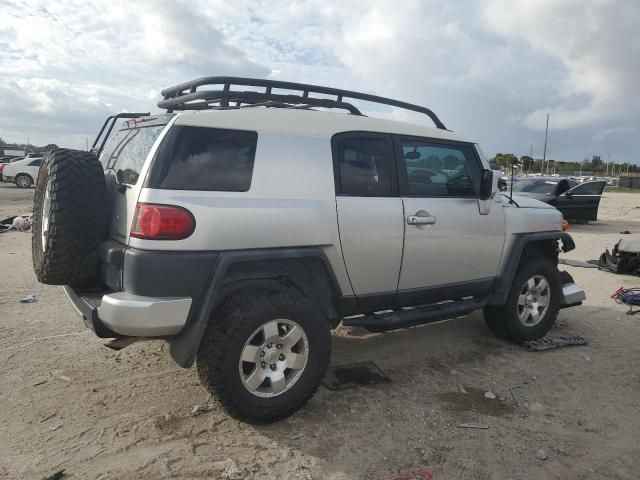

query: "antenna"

left=509, top=156, right=518, bottom=204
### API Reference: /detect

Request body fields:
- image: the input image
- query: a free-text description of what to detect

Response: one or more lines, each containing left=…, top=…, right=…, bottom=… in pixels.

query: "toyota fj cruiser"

left=32, top=77, right=585, bottom=423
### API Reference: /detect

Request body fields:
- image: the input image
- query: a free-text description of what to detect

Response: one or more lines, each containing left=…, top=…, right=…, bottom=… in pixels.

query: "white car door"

left=395, top=136, right=505, bottom=305
left=333, top=132, right=404, bottom=311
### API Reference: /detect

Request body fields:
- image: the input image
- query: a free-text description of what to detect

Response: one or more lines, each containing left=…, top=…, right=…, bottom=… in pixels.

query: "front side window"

left=399, top=139, right=481, bottom=197
left=334, top=134, right=394, bottom=196
left=147, top=126, right=258, bottom=191
left=569, top=181, right=605, bottom=195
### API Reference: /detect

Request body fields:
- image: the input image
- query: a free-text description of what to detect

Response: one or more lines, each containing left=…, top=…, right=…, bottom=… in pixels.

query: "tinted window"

left=148, top=126, right=257, bottom=191
left=101, top=126, right=165, bottom=184
left=399, top=140, right=481, bottom=196
left=570, top=181, right=605, bottom=195
left=335, top=135, right=394, bottom=196
left=513, top=179, right=557, bottom=194
left=28, top=159, right=42, bottom=166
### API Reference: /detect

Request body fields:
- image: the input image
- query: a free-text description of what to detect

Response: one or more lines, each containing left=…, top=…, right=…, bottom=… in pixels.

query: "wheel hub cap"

left=239, top=319, right=309, bottom=398
left=517, top=274, right=550, bottom=327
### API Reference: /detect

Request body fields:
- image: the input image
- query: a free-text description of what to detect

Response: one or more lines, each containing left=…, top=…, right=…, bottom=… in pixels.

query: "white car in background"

left=1, top=156, right=42, bottom=188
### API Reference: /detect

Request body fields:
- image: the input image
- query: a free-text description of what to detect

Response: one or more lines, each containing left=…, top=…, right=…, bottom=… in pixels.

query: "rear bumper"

left=63, top=286, right=191, bottom=337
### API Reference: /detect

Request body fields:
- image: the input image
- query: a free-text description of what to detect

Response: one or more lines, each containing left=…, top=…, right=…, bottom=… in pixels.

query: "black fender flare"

left=487, top=232, right=575, bottom=306
left=168, top=247, right=342, bottom=368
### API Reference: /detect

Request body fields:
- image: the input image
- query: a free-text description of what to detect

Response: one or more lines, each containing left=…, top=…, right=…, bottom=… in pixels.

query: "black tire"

left=15, top=173, right=33, bottom=188
left=32, top=149, right=108, bottom=287
left=197, top=283, right=331, bottom=424
left=483, top=256, right=561, bottom=343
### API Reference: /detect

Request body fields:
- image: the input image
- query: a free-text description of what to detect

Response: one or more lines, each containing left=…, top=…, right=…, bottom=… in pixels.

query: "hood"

left=500, top=193, right=555, bottom=209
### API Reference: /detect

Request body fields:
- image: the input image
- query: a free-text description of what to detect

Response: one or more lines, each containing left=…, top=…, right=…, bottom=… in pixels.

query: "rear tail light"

left=130, top=203, right=195, bottom=240
left=0, top=164, right=4, bottom=174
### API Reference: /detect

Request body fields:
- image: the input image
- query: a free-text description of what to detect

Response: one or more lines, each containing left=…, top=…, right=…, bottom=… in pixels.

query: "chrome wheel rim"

left=41, top=179, right=51, bottom=252
left=517, top=275, right=550, bottom=326
left=239, top=319, right=309, bottom=398
left=17, top=175, right=30, bottom=188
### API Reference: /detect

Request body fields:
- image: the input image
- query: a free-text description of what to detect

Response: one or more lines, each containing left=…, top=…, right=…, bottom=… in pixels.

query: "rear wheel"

left=484, top=256, right=561, bottom=343
left=197, top=284, right=331, bottom=423
left=15, top=174, right=32, bottom=188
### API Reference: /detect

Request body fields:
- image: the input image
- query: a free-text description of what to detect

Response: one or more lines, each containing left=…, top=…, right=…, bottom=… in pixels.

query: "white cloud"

left=0, top=0, right=638, bottom=162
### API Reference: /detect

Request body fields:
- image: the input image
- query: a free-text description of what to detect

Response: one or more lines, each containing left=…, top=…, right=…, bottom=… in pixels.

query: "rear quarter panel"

left=132, top=131, right=353, bottom=295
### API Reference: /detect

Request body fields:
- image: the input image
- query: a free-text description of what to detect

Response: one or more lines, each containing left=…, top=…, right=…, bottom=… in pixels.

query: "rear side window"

left=333, top=133, right=394, bottom=196
left=101, top=126, right=165, bottom=185
left=147, top=126, right=258, bottom=191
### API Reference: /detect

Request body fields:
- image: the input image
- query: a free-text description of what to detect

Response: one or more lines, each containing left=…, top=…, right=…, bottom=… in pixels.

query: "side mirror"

left=479, top=169, right=495, bottom=200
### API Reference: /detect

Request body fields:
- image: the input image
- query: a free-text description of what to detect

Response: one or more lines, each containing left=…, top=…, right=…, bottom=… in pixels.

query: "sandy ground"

left=1, top=183, right=640, bottom=480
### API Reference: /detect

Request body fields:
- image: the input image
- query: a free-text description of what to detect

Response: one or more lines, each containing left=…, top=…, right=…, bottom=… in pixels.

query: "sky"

left=1, top=0, right=638, bottom=163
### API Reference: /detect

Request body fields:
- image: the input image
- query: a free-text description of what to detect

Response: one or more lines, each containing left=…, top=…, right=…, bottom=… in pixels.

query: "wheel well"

left=219, top=257, right=341, bottom=327
left=521, top=239, right=560, bottom=266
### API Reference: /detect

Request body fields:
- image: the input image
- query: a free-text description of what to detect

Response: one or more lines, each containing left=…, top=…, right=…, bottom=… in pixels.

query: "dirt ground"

left=1, top=183, right=639, bottom=480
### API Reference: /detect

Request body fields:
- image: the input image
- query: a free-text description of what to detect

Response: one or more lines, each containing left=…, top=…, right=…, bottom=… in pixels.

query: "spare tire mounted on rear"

left=32, top=149, right=109, bottom=287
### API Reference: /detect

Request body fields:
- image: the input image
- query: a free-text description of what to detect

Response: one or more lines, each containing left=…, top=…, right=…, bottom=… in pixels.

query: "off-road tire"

left=32, top=149, right=108, bottom=287
left=483, top=256, right=561, bottom=343
left=15, top=173, right=33, bottom=188
left=197, top=283, right=331, bottom=424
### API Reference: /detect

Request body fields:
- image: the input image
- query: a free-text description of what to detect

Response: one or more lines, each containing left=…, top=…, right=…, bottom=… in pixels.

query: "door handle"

left=407, top=211, right=436, bottom=226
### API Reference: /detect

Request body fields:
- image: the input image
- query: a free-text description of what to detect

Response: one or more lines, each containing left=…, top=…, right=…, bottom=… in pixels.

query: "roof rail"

left=158, top=76, right=447, bottom=130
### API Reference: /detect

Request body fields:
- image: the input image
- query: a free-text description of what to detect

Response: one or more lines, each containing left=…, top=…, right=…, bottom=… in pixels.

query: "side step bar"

left=342, top=298, right=486, bottom=332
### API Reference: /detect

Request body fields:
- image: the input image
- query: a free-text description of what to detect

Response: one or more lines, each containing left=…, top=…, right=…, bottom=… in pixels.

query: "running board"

left=342, top=298, right=486, bottom=332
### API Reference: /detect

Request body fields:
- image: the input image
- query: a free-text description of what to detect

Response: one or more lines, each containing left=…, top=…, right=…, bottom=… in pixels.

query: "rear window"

left=146, top=126, right=258, bottom=191
left=100, top=125, right=165, bottom=185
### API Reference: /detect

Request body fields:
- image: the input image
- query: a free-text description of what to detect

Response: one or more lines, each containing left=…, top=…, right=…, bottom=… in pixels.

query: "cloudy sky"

left=1, top=0, right=638, bottom=162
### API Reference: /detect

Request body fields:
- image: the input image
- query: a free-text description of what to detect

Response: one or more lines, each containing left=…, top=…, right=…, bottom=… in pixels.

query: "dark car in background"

left=512, top=177, right=606, bottom=222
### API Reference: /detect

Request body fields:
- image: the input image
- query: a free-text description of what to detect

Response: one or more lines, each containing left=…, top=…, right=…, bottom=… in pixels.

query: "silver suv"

left=31, top=77, right=585, bottom=423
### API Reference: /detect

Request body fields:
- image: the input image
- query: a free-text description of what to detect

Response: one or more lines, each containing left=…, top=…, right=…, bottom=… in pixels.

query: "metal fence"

left=619, top=176, right=640, bottom=188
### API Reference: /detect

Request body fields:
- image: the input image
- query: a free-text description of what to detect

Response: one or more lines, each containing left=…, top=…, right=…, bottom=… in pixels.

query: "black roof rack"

left=158, top=76, right=447, bottom=130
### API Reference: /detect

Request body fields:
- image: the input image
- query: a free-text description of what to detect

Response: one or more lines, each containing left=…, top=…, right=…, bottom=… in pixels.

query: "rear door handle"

left=407, top=211, right=436, bottom=226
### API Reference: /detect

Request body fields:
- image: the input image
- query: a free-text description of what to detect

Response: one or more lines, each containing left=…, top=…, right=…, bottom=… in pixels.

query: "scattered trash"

left=40, top=413, right=56, bottom=423
left=49, top=423, right=63, bottom=431
left=611, top=287, right=640, bottom=315
left=536, top=449, right=548, bottom=461
left=323, top=362, right=391, bottom=391
left=457, top=423, right=489, bottom=429
left=458, top=384, right=468, bottom=394
left=528, top=401, right=544, bottom=413
left=620, top=230, right=632, bottom=234
left=558, top=258, right=599, bottom=269
left=190, top=403, right=215, bottom=417
left=222, top=458, right=246, bottom=480
left=508, top=385, right=523, bottom=406
left=19, top=294, right=37, bottom=303
left=483, top=391, right=497, bottom=400
left=599, top=239, right=640, bottom=276
left=524, top=336, right=588, bottom=351
left=42, top=469, right=65, bottom=480
left=58, top=375, right=71, bottom=383
left=0, top=215, right=31, bottom=233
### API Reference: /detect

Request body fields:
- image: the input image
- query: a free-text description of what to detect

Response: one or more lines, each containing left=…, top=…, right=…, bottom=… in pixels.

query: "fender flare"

left=168, top=247, right=342, bottom=368
left=487, top=232, right=575, bottom=306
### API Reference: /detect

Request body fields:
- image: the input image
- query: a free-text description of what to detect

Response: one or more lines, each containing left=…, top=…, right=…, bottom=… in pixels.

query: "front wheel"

left=484, top=257, right=561, bottom=343
left=197, top=284, right=331, bottom=423
left=15, top=174, right=32, bottom=188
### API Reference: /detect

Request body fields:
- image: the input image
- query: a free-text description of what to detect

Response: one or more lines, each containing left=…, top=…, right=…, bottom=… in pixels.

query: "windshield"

left=512, top=179, right=557, bottom=194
